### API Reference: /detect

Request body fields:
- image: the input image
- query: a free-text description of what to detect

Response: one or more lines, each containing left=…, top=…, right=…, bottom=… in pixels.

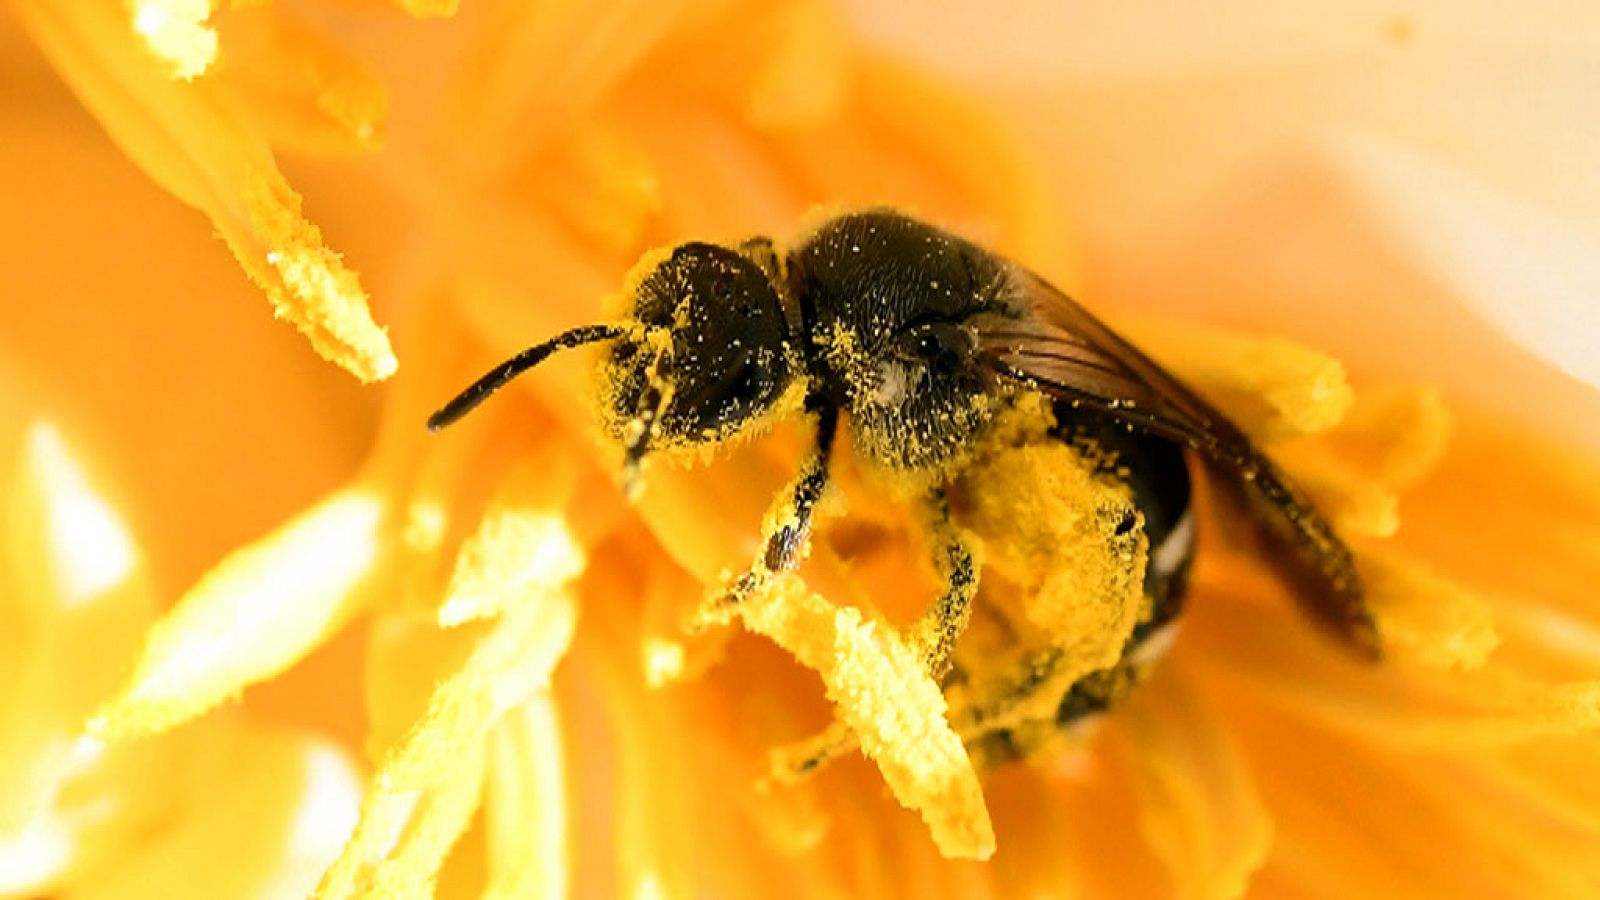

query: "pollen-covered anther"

left=91, top=489, right=386, bottom=739
left=244, top=174, right=397, bottom=382
left=439, top=510, right=585, bottom=627
left=1133, top=321, right=1354, bottom=440
left=737, top=573, right=995, bottom=860
left=1359, top=549, right=1499, bottom=671
left=130, top=0, right=217, bottom=81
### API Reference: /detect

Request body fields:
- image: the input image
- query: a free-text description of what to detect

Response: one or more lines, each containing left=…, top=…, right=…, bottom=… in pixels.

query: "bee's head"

left=427, top=239, right=800, bottom=497
left=598, top=242, right=800, bottom=487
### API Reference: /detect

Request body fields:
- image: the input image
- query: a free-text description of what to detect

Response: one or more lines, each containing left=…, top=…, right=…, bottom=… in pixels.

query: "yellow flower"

left=4, top=1, right=1599, bottom=898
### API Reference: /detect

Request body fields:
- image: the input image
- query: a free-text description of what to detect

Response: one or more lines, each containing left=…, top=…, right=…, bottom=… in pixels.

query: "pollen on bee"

left=950, top=399, right=1150, bottom=695
left=130, top=1, right=219, bottom=80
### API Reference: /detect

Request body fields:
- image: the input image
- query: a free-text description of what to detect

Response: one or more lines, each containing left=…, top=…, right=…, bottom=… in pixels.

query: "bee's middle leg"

left=908, top=489, right=980, bottom=680
left=766, top=490, right=981, bottom=781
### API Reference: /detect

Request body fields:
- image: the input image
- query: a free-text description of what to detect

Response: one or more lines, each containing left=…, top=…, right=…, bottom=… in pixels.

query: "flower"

left=4, top=1, right=1599, bottom=898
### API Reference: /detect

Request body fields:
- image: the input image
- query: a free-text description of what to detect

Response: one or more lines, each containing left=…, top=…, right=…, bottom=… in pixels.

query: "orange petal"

left=214, top=7, right=387, bottom=156
left=68, top=722, right=361, bottom=900
left=1116, top=663, right=1273, bottom=900
left=481, top=694, right=569, bottom=900
left=1191, top=581, right=1600, bottom=749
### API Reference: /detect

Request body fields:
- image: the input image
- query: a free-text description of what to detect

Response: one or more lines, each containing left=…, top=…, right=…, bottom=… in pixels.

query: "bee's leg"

left=766, top=495, right=979, bottom=782
left=907, top=489, right=980, bottom=680
left=698, top=401, right=839, bottom=622
left=944, top=647, right=1078, bottom=755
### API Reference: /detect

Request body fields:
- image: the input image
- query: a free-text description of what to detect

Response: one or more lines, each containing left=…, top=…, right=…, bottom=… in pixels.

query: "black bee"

left=429, top=209, right=1379, bottom=760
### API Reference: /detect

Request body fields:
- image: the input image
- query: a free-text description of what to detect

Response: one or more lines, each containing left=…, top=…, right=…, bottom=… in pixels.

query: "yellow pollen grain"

left=739, top=574, right=995, bottom=860
left=130, top=0, right=216, bottom=81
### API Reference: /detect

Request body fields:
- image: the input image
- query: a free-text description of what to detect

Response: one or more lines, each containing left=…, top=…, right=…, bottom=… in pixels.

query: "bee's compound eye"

left=911, top=322, right=974, bottom=372
left=723, top=356, right=764, bottom=408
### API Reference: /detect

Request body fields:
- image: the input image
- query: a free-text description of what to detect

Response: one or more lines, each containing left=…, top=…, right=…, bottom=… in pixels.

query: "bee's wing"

left=978, top=267, right=1380, bottom=660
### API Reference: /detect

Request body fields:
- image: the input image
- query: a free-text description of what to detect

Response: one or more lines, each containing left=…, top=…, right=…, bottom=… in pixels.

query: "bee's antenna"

left=427, top=324, right=628, bottom=431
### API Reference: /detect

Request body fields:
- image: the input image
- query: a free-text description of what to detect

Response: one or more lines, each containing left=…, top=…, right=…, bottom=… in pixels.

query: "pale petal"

left=1329, top=131, right=1600, bottom=391
left=214, top=8, right=387, bottom=156
left=482, top=695, right=569, bottom=900
left=365, top=593, right=575, bottom=794
left=316, top=745, right=485, bottom=900
left=72, top=722, right=361, bottom=900
left=92, top=489, right=386, bottom=738
left=0, top=423, right=152, bottom=831
left=916, top=3, right=1600, bottom=448
left=846, top=1, right=1584, bottom=82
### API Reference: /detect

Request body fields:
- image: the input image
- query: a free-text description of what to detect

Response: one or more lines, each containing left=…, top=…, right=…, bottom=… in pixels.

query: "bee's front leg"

left=696, top=401, right=838, bottom=625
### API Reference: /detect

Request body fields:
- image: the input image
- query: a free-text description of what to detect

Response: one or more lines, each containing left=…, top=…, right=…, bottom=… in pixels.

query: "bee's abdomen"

left=1052, top=416, right=1194, bottom=727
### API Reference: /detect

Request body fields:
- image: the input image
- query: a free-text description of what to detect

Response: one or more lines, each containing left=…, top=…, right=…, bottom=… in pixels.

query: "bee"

left=429, top=209, right=1379, bottom=762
